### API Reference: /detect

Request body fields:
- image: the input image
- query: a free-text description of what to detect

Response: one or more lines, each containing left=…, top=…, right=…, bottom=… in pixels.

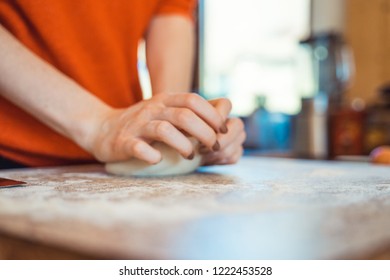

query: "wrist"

left=69, top=102, right=114, bottom=155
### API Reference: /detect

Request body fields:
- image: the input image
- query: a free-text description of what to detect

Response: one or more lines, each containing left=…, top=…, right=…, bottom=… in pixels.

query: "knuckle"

left=139, top=105, right=153, bottom=119
left=176, top=108, right=193, bottom=123
left=201, top=131, right=217, bottom=147
left=222, top=98, right=233, bottom=111
left=155, top=121, right=172, bottom=138
left=141, top=103, right=162, bottom=119
left=185, top=94, right=201, bottom=107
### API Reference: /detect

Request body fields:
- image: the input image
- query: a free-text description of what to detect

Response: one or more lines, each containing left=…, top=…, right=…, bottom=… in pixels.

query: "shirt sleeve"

left=155, top=0, right=197, bottom=21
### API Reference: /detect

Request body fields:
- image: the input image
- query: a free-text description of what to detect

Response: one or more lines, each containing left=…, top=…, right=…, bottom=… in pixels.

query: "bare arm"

left=0, top=25, right=111, bottom=151
left=145, top=15, right=195, bottom=94
left=0, top=25, right=225, bottom=164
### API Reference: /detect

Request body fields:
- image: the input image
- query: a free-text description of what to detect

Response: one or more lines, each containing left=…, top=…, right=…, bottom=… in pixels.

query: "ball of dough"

left=105, top=138, right=202, bottom=176
left=370, top=146, right=390, bottom=165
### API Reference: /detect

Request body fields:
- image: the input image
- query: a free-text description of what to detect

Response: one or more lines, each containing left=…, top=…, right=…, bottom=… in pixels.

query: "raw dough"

left=105, top=138, right=202, bottom=176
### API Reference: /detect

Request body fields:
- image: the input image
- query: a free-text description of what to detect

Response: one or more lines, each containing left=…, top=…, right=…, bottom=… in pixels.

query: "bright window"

left=199, top=0, right=312, bottom=116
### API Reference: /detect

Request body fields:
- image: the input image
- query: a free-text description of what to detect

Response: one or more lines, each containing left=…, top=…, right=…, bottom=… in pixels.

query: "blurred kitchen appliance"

left=293, top=32, right=355, bottom=158
left=328, top=104, right=365, bottom=157
left=299, top=32, right=354, bottom=106
left=292, top=95, right=328, bottom=159
left=244, top=96, right=292, bottom=151
left=364, top=84, right=390, bottom=154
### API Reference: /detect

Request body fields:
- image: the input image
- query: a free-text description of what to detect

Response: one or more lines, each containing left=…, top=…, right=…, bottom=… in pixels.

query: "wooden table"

left=0, top=157, right=389, bottom=259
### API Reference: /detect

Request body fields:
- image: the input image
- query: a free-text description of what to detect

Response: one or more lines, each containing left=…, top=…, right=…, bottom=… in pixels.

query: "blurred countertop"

left=0, top=156, right=389, bottom=259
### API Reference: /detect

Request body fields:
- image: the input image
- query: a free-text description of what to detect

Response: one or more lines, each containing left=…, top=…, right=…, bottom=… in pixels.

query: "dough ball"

left=370, top=146, right=390, bottom=165
left=105, top=138, right=202, bottom=176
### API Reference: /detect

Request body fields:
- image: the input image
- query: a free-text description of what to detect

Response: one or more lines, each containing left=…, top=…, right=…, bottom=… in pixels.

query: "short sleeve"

left=155, top=0, right=197, bottom=21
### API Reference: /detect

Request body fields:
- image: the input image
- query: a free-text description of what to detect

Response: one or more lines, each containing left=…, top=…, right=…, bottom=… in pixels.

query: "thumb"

left=208, top=98, right=232, bottom=120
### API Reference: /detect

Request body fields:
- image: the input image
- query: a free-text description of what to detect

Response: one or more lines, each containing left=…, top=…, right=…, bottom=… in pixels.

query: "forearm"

left=145, top=15, right=195, bottom=94
left=0, top=21, right=241, bottom=167
left=0, top=25, right=111, bottom=152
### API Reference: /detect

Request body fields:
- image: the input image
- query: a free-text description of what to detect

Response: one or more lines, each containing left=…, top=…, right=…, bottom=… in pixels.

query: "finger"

left=198, top=117, right=245, bottom=153
left=142, top=120, right=195, bottom=159
left=163, top=93, right=227, bottom=134
left=217, top=118, right=245, bottom=150
left=225, top=146, right=244, bottom=165
left=201, top=131, right=245, bottom=165
left=162, top=107, right=219, bottom=151
left=201, top=152, right=219, bottom=166
left=124, top=139, right=162, bottom=164
left=212, top=146, right=244, bottom=165
left=217, top=131, right=246, bottom=160
left=208, top=98, right=232, bottom=120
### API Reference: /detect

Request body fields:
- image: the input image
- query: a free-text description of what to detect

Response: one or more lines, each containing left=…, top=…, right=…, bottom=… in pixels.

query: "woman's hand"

left=86, top=93, right=230, bottom=164
left=200, top=99, right=246, bottom=166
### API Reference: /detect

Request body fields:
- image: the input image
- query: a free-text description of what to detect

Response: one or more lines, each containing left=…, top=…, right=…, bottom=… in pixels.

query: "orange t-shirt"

left=0, top=0, right=196, bottom=167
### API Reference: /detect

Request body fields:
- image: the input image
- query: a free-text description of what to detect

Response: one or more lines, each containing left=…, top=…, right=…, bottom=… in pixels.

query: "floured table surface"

left=0, top=157, right=389, bottom=259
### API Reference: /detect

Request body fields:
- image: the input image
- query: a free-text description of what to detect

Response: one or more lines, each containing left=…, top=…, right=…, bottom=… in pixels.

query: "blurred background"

left=141, top=0, right=390, bottom=160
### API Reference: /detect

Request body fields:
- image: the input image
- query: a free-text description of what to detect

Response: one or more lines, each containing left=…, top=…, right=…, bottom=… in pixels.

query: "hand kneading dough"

left=105, top=138, right=202, bottom=176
